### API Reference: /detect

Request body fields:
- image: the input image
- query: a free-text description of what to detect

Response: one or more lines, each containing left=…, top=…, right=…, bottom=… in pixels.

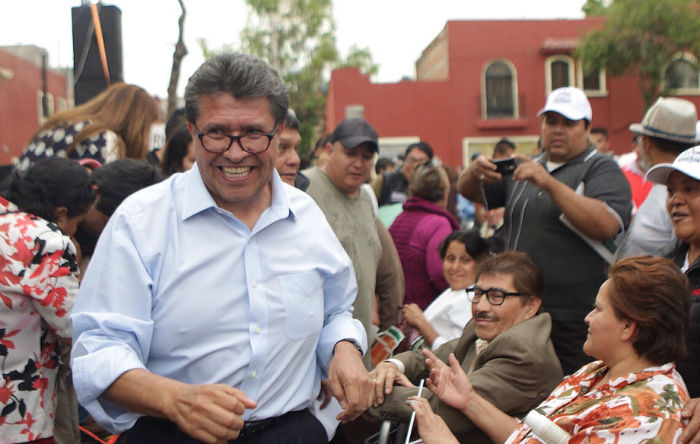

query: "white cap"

left=538, top=87, right=592, bottom=122
left=647, top=145, right=700, bottom=184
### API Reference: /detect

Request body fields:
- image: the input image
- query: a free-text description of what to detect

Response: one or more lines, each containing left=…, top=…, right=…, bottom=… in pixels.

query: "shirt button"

left=251, top=371, right=257, bottom=379
left=256, top=327, right=262, bottom=334
left=252, top=282, right=257, bottom=288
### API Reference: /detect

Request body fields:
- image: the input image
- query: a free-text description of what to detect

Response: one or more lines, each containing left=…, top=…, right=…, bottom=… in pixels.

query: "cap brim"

left=338, top=136, right=379, bottom=153
left=538, top=107, right=589, bottom=121
left=645, top=163, right=676, bottom=184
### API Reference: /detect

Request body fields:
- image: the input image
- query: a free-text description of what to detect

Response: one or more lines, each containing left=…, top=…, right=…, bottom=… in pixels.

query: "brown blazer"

left=370, top=313, right=563, bottom=443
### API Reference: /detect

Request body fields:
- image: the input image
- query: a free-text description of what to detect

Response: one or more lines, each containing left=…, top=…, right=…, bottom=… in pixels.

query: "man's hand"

left=680, top=398, right=700, bottom=444
left=369, top=361, right=401, bottom=407
left=165, top=383, right=257, bottom=444
left=317, top=379, right=333, bottom=410
left=407, top=396, right=459, bottom=444
left=470, top=155, right=502, bottom=184
left=423, top=350, right=474, bottom=413
left=328, top=341, right=373, bottom=423
left=512, top=154, right=554, bottom=191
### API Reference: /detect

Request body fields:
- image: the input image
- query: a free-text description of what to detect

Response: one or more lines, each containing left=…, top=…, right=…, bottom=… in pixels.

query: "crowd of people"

left=0, top=51, right=699, bottom=444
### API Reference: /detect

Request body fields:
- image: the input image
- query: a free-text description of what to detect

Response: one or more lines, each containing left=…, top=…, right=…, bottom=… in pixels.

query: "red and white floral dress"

left=506, top=360, right=690, bottom=444
left=0, top=197, right=79, bottom=443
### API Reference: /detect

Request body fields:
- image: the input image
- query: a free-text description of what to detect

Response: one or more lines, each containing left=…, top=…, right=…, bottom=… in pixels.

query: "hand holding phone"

left=493, top=158, right=516, bottom=175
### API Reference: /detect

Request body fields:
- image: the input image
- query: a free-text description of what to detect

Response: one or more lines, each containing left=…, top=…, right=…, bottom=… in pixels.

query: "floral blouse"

left=506, top=360, right=689, bottom=444
left=17, top=120, right=120, bottom=173
left=0, top=197, right=79, bottom=443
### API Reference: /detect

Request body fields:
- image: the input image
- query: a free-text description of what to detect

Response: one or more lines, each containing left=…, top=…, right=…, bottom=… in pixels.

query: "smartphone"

left=493, top=158, right=516, bottom=175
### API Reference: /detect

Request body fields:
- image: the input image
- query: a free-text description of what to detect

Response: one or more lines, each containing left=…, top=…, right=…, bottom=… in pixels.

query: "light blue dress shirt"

left=71, top=165, right=366, bottom=433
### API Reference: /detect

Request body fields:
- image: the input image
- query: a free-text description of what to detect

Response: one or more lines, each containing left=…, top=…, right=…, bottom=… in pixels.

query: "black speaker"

left=72, top=5, right=124, bottom=105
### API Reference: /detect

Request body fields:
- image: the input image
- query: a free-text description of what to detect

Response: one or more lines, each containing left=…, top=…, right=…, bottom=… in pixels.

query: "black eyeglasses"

left=469, top=286, right=525, bottom=306
left=192, top=124, right=279, bottom=154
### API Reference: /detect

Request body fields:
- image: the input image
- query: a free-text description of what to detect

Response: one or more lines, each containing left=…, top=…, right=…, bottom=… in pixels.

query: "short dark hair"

left=647, top=135, right=695, bottom=156
left=165, top=108, right=187, bottom=141
left=6, top=157, right=96, bottom=222
left=285, top=109, right=300, bottom=131
left=405, top=141, right=434, bottom=160
left=375, top=157, right=395, bottom=175
left=493, top=139, right=515, bottom=157
left=93, top=159, right=163, bottom=216
left=607, top=256, right=691, bottom=365
left=408, top=165, right=448, bottom=203
left=162, top=126, right=193, bottom=177
left=438, top=230, right=491, bottom=261
left=475, top=252, right=543, bottom=299
left=591, top=127, right=608, bottom=140
left=185, top=53, right=289, bottom=127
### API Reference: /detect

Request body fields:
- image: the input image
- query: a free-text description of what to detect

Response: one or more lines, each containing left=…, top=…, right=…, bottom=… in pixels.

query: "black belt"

left=236, top=409, right=306, bottom=440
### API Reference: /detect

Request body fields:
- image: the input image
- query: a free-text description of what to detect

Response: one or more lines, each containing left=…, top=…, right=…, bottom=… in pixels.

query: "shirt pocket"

left=280, top=271, right=324, bottom=340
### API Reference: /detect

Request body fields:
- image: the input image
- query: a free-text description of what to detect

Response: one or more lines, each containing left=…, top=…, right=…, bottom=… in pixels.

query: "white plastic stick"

left=405, top=378, right=425, bottom=444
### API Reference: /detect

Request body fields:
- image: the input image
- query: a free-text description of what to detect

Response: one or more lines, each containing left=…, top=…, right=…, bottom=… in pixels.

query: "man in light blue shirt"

left=71, top=53, right=372, bottom=444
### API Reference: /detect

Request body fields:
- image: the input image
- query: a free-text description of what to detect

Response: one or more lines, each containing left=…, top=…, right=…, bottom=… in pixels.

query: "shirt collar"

left=181, top=163, right=297, bottom=222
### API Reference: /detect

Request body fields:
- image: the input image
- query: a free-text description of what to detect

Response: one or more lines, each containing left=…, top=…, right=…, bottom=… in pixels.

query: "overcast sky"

left=2, top=0, right=585, bottom=97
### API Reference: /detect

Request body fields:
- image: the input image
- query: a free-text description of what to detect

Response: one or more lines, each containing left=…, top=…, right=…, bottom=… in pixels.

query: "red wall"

left=0, top=49, right=68, bottom=165
left=326, top=19, right=700, bottom=167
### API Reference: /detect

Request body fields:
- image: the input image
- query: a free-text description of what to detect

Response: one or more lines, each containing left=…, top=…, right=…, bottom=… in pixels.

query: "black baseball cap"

left=330, top=118, right=379, bottom=153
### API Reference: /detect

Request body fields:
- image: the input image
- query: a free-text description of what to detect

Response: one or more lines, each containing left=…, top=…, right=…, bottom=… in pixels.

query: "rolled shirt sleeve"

left=71, top=210, right=156, bottom=432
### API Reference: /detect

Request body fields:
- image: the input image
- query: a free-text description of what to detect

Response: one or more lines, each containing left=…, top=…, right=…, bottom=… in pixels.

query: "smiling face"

left=471, top=272, right=539, bottom=342
left=442, top=240, right=477, bottom=291
left=666, top=171, right=700, bottom=247
left=276, top=127, right=302, bottom=185
left=541, top=112, right=590, bottom=163
left=322, top=142, right=374, bottom=197
left=189, top=93, right=280, bottom=215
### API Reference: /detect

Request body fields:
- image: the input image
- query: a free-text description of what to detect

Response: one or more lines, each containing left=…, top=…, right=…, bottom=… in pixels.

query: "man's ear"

left=526, top=296, right=542, bottom=318
left=323, top=141, right=334, bottom=154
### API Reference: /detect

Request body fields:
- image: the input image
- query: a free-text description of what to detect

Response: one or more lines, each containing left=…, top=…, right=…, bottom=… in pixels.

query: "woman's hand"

left=423, top=349, right=475, bottom=412
left=402, top=303, right=426, bottom=328
left=407, top=396, right=459, bottom=444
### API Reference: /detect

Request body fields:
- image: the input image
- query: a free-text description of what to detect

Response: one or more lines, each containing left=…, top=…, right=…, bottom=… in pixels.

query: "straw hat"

left=629, top=97, right=698, bottom=144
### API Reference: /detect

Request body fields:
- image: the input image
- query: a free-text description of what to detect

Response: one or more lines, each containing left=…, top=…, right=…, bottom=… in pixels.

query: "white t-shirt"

left=423, top=287, right=472, bottom=350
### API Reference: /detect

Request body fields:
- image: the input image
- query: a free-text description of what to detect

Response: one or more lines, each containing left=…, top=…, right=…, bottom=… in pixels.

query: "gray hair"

left=184, top=53, right=289, bottom=126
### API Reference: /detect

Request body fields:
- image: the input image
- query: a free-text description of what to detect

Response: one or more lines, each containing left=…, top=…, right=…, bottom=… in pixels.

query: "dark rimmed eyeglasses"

left=192, top=124, right=279, bottom=154
left=469, top=286, right=525, bottom=306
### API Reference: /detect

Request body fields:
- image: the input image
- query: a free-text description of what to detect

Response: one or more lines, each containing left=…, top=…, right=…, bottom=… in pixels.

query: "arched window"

left=665, top=56, right=700, bottom=93
left=483, top=60, right=517, bottom=119
left=545, top=56, right=575, bottom=94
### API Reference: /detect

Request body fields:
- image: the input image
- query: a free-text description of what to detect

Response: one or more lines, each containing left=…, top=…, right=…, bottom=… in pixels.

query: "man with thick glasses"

left=369, top=252, right=562, bottom=443
left=70, top=54, right=372, bottom=444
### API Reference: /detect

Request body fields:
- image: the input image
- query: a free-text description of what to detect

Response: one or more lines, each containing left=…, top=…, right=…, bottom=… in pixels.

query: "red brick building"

left=325, top=19, right=700, bottom=167
left=0, top=46, right=71, bottom=165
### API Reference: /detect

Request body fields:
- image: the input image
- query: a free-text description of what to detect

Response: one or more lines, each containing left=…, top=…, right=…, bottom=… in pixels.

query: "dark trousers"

left=126, top=409, right=328, bottom=444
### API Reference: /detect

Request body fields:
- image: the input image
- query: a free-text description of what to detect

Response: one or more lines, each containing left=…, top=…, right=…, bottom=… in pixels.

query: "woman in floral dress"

left=407, top=255, right=692, bottom=444
left=0, top=158, right=96, bottom=444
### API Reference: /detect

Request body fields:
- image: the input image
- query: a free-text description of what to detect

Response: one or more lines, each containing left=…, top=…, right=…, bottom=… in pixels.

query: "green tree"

left=199, top=0, right=377, bottom=158
left=581, top=0, right=609, bottom=16
left=577, top=0, right=700, bottom=109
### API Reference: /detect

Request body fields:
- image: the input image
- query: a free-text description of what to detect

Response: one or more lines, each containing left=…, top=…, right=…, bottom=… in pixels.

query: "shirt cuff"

left=385, top=358, right=405, bottom=374
left=431, top=336, right=448, bottom=351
